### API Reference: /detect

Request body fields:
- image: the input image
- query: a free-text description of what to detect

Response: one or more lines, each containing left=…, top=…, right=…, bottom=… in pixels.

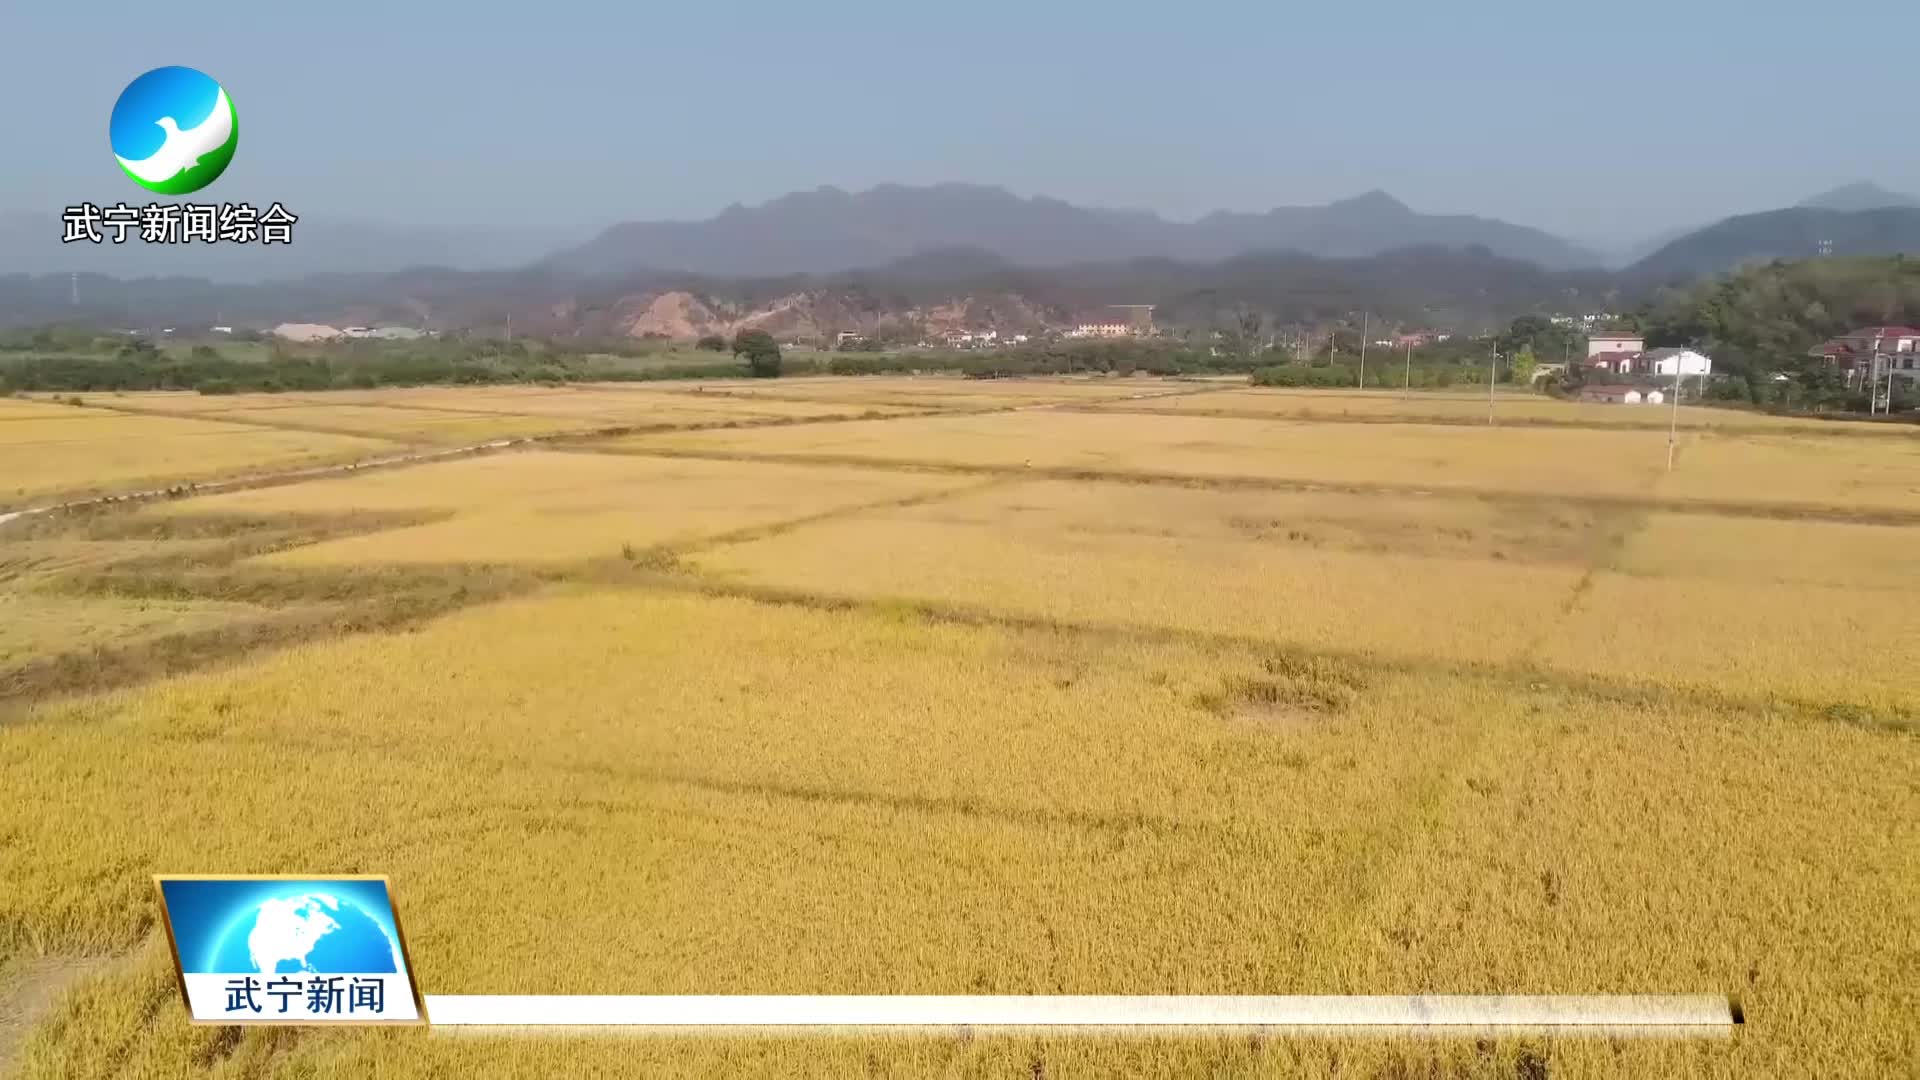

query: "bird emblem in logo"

left=110, top=66, right=238, bottom=195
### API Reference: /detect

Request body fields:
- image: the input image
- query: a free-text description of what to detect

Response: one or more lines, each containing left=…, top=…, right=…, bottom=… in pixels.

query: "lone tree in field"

left=732, top=329, right=782, bottom=378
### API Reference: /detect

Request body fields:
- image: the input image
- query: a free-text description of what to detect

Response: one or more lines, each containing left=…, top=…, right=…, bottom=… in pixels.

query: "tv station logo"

left=64, top=66, right=296, bottom=246
left=154, top=876, right=425, bottom=1024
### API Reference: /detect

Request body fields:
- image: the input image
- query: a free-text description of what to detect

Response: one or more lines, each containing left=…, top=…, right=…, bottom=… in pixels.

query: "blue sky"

left=3, top=0, right=1916, bottom=244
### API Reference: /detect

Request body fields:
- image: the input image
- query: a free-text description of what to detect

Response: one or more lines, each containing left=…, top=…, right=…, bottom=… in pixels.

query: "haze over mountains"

left=0, top=245, right=1621, bottom=341
left=542, top=183, right=1602, bottom=277
left=3, top=185, right=1601, bottom=283
left=0, top=214, right=594, bottom=283
left=4, top=180, right=1918, bottom=335
left=1796, top=181, right=1920, bottom=213
left=1629, top=195, right=1920, bottom=281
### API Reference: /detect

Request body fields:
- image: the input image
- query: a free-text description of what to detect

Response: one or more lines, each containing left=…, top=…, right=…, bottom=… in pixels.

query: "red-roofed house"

left=1807, top=339, right=1861, bottom=364
left=1852, top=326, right=1920, bottom=348
left=1811, top=326, right=1920, bottom=359
left=1808, top=326, right=1920, bottom=382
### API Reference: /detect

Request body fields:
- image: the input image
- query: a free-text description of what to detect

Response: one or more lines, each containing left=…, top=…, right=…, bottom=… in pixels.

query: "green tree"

left=695, top=334, right=727, bottom=352
left=1497, top=315, right=1581, bottom=367
left=732, top=329, right=783, bottom=378
left=1510, top=346, right=1537, bottom=385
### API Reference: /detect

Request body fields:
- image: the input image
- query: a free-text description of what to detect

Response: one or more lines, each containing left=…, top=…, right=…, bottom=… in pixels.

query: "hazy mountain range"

left=541, top=184, right=1602, bottom=277
left=4, top=180, right=1918, bottom=336
left=1629, top=205, right=1920, bottom=280
left=0, top=245, right=1621, bottom=340
left=2, top=184, right=1602, bottom=282
left=7, top=180, right=1915, bottom=287
left=1797, top=181, right=1919, bottom=213
left=0, top=214, right=595, bottom=283
left=1606, top=182, right=1920, bottom=275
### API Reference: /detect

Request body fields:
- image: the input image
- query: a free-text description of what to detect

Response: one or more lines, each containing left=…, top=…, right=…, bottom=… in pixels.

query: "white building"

left=1640, top=348, right=1712, bottom=377
left=1586, top=331, right=1645, bottom=358
left=1579, top=385, right=1645, bottom=405
left=271, top=323, right=342, bottom=342
left=1068, top=315, right=1132, bottom=339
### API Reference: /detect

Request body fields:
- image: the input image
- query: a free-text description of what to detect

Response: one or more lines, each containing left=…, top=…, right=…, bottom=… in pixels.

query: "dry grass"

left=151, top=450, right=971, bottom=565
left=3, top=590, right=1912, bottom=1077
left=0, top=412, right=396, bottom=508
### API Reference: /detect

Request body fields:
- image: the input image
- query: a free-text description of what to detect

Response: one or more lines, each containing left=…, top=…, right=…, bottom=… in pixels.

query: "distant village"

left=238, top=311, right=1920, bottom=408
left=268, top=324, right=433, bottom=342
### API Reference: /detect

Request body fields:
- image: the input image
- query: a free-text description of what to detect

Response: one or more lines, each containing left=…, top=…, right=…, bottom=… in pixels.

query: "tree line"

left=1638, top=256, right=1920, bottom=411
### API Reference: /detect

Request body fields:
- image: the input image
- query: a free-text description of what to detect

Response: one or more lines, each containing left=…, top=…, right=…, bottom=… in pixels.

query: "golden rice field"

left=0, top=398, right=101, bottom=420
left=0, top=411, right=395, bottom=508
left=2, top=384, right=945, bottom=509
left=617, top=408, right=1920, bottom=512
left=274, top=384, right=928, bottom=422
left=1, top=376, right=1915, bottom=1079
left=170, top=451, right=973, bottom=566
left=1097, top=386, right=1896, bottom=434
left=643, top=374, right=1181, bottom=409
left=0, top=592, right=264, bottom=668
left=193, top=404, right=598, bottom=443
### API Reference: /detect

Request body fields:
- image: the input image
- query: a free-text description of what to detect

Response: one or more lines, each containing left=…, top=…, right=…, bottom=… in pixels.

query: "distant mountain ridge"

left=0, top=213, right=595, bottom=284
left=1797, top=181, right=1920, bottom=212
left=1628, top=206, right=1920, bottom=280
left=0, top=245, right=1621, bottom=339
left=543, top=183, right=1602, bottom=277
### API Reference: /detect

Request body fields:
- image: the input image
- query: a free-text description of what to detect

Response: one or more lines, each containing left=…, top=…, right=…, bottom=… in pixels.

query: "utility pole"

left=1487, top=345, right=1498, bottom=425
left=1666, top=357, right=1683, bottom=471
left=505, top=314, right=513, bottom=344
left=1403, top=341, right=1413, bottom=395
left=70, top=272, right=79, bottom=307
left=1358, top=312, right=1369, bottom=390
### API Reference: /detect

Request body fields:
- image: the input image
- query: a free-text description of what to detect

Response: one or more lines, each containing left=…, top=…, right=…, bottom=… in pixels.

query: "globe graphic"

left=211, top=893, right=400, bottom=974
